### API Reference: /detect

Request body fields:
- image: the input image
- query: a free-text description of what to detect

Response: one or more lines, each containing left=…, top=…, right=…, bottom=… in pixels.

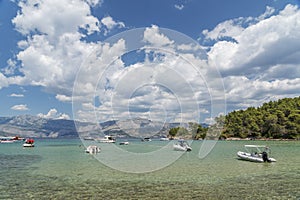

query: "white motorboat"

left=160, top=137, right=169, bottom=141
left=237, top=145, right=276, bottom=162
left=96, top=135, right=116, bottom=143
left=119, top=141, right=129, bottom=145
left=173, top=140, right=192, bottom=152
left=1, top=139, right=15, bottom=143
left=23, top=138, right=35, bottom=147
left=85, top=145, right=101, bottom=154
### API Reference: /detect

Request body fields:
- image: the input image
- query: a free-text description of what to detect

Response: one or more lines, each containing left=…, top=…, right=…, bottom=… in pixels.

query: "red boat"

left=23, top=138, right=35, bottom=147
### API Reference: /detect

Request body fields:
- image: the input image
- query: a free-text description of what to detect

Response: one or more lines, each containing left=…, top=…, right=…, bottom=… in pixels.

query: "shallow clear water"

left=0, top=139, right=299, bottom=199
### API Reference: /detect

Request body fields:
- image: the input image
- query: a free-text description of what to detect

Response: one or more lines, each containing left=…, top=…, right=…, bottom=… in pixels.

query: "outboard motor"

left=262, top=151, right=270, bottom=162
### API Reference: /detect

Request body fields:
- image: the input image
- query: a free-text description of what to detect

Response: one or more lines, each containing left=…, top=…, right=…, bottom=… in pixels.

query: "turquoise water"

left=0, top=139, right=299, bottom=199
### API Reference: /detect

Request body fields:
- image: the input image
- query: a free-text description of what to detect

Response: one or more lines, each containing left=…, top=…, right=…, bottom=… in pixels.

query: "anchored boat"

left=237, top=145, right=276, bottom=162
left=96, top=135, right=116, bottom=143
left=85, top=145, right=101, bottom=154
left=173, top=140, right=192, bottom=152
left=23, top=138, right=35, bottom=147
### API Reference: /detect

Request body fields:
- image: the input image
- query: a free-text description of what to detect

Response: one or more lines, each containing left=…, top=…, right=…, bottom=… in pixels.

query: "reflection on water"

left=0, top=139, right=299, bottom=199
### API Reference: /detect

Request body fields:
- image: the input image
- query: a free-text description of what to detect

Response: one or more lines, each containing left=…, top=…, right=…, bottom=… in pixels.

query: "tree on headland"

left=168, top=127, right=189, bottom=139
left=222, top=96, right=300, bottom=140
left=168, top=123, right=208, bottom=140
left=194, top=124, right=208, bottom=140
left=168, top=127, right=179, bottom=139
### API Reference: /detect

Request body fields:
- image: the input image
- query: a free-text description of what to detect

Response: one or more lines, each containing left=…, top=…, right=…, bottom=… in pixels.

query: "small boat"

left=173, top=140, right=192, bottom=152
left=0, top=139, right=15, bottom=143
left=141, top=137, right=151, bottom=142
left=0, top=136, right=24, bottom=143
left=237, top=145, right=276, bottom=162
left=83, top=136, right=94, bottom=141
left=119, top=141, right=129, bottom=145
left=160, top=137, right=169, bottom=141
left=96, top=135, right=116, bottom=143
left=23, top=138, right=35, bottom=147
left=85, top=145, right=101, bottom=154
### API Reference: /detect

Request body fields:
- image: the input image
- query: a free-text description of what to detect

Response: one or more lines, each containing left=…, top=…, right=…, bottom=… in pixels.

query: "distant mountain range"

left=0, top=115, right=77, bottom=138
left=0, top=115, right=208, bottom=138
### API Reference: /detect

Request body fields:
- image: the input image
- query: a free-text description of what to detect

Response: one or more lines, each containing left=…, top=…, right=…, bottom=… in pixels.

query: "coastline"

left=225, top=137, right=299, bottom=141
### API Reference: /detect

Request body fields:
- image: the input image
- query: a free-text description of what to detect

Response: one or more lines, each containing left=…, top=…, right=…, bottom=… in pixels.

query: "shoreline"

left=225, top=137, right=299, bottom=141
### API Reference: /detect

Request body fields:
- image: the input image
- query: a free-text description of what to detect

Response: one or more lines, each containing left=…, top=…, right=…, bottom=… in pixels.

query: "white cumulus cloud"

left=204, top=4, right=300, bottom=112
left=72, top=25, right=222, bottom=124
left=143, top=25, right=174, bottom=47
left=7, top=0, right=128, bottom=104
left=174, top=4, right=184, bottom=10
left=11, top=104, right=29, bottom=111
left=9, top=0, right=103, bottom=96
left=37, top=108, right=70, bottom=120
left=101, top=16, right=125, bottom=35
left=9, top=93, right=24, bottom=97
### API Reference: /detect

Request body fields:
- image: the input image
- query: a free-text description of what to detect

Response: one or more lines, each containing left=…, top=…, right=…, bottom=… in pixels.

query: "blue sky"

left=0, top=0, right=300, bottom=124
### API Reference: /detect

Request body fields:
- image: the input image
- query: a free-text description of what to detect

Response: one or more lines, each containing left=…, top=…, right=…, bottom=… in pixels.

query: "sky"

left=0, top=0, right=300, bottom=124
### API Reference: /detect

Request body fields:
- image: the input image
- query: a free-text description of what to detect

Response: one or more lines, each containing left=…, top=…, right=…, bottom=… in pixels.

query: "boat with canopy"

left=237, top=145, right=276, bottom=162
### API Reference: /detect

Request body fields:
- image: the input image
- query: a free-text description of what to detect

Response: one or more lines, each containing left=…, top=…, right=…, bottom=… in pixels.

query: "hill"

left=222, top=96, right=300, bottom=139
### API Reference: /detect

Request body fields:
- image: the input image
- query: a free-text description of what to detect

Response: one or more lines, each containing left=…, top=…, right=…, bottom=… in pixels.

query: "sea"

left=0, top=138, right=299, bottom=200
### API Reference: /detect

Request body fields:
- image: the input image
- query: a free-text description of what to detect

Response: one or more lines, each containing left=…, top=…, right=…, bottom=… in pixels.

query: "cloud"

left=194, top=4, right=300, bottom=115
left=85, top=0, right=103, bottom=7
left=201, top=6, right=276, bottom=42
left=174, top=4, right=184, bottom=10
left=202, top=19, right=244, bottom=42
left=101, top=16, right=125, bottom=35
left=37, top=108, right=70, bottom=120
left=9, top=0, right=103, bottom=94
left=9, top=93, right=24, bottom=97
left=55, top=94, right=72, bottom=102
left=71, top=25, right=222, bottom=124
left=3, top=59, right=18, bottom=76
left=6, top=1, right=218, bottom=124
left=257, top=6, right=276, bottom=21
left=12, top=0, right=100, bottom=38
left=206, top=4, right=300, bottom=75
left=143, top=25, right=174, bottom=47
left=0, top=72, right=9, bottom=89
left=11, top=104, right=29, bottom=111
left=7, top=0, right=128, bottom=100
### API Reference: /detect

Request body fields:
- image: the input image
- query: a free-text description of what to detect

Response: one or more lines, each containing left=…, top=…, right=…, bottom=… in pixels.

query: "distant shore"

left=225, top=137, right=299, bottom=141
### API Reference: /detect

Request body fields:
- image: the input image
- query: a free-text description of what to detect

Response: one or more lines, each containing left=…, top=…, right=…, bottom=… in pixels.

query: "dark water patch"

left=215, top=172, right=300, bottom=200
left=0, top=154, right=42, bottom=170
left=43, top=143, right=81, bottom=147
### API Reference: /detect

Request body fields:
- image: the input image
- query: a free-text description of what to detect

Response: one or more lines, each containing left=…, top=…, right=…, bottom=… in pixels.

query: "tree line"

left=169, top=96, right=300, bottom=140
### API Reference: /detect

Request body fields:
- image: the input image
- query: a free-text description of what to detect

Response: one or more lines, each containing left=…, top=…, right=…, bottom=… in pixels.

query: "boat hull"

left=96, top=136, right=116, bottom=143
left=1, top=140, right=15, bottom=143
left=97, top=140, right=115, bottom=143
left=23, top=143, right=34, bottom=147
left=237, top=151, right=276, bottom=162
left=119, top=141, right=129, bottom=145
left=173, top=144, right=192, bottom=152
